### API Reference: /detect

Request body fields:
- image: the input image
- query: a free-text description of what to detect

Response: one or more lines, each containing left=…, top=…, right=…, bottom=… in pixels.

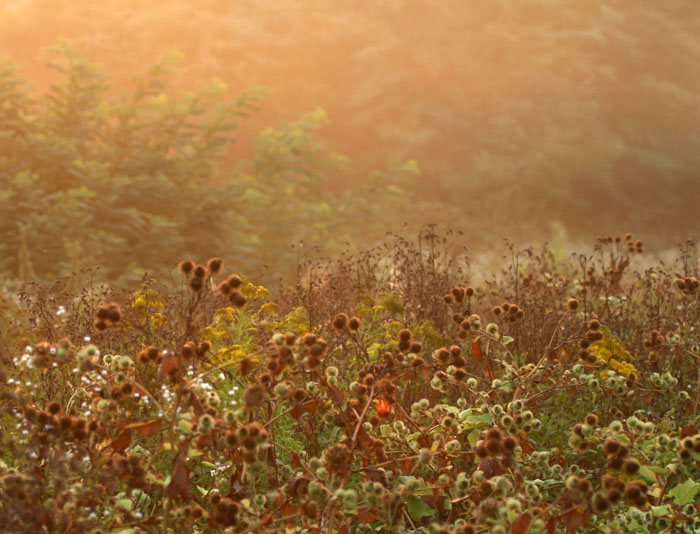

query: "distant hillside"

left=1, top=0, right=699, bottom=247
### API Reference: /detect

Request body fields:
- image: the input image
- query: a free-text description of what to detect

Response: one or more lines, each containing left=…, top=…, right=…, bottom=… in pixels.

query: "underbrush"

left=1, top=233, right=699, bottom=533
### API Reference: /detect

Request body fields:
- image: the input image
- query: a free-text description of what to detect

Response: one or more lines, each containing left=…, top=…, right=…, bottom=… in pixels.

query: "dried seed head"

left=178, top=260, right=194, bottom=276
left=332, top=313, right=348, bottom=329
left=243, top=383, right=266, bottom=409
left=207, top=257, right=223, bottom=274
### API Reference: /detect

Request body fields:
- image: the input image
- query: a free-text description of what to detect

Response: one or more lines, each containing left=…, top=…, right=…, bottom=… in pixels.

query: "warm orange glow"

left=376, top=399, right=391, bottom=415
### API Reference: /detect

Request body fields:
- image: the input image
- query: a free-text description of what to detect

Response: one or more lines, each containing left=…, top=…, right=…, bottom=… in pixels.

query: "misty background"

left=1, top=0, right=699, bottom=288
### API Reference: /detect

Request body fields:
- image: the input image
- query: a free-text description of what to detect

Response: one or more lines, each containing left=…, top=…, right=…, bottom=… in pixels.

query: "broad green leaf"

left=405, top=495, right=436, bottom=521
left=668, top=480, right=699, bottom=506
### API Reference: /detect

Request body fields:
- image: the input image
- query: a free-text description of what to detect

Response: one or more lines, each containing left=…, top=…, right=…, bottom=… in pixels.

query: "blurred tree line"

left=1, top=0, right=698, bottom=251
left=0, top=45, right=412, bottom=287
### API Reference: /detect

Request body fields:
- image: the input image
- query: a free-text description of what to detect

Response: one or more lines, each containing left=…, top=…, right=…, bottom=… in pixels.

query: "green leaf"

left=502, top=336, right=514, bottom=345
left=117, top=498, right=132, bottom=510
left=668, top=480, right=699, bottom=506
left=467, top=429, right=480, bottom=448
left=466, top=413, right=493, bottom=425
left=405, top=495, right=436, bottom=521
left=637, top=465, right=658, bottom=484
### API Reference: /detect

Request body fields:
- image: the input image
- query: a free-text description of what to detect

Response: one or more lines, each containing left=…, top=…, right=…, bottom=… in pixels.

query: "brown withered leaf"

left=511, top=512, right=533, bottom=534
left=106, top=430, right=131, bottom=453
left=328, top=387, right=345, bottom=406
left=471, top=338, right=484, bottom=361
left=562, top=506, right=585, bottom=533
left=182, top=391, right=204, bottom=419
left=291, top=402, right=306, bottom=419
left=478, top=458, right=503, bottom=479
left=401, top=455, right=413, bottom=474
left=117, top=417, right=162, bottom=437
left=483, top=358, right=496, bottom=380
left=166, top=455, right=191, bottom=502
left=363, top=467, right=388, bottom=487
left=158, top=352, right=178, bottom=379
left=356, top=509, right=377, bottom=524
left=680, top=424, right=696, bottom=439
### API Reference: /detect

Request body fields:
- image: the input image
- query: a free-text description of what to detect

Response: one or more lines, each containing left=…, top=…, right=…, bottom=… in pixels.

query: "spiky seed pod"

left=454, top=369, right=467, bottom=380
left=588, top=319, right=601, bottom=330
left=486, top=428, right=502, bottom=441
left=585, top=414, right=598, bottom=425
left=178, top=260, right=195, bottom=276
left=332, top=313, right=349, bottom=329
left=608, top=456, right=624, bottom=470
left=443, top=294, right=454, bottom=304
left=485, top=439, right=501, bottom=455
left=96, top=306, right=110, bottom=320
left=189, top=277, right=204, bottom=292
left=348, top=317, right=361, bottom=331
left=452, top=313, right=465, bottom=324
left=325, top=443, right=352, bottom=477
left=94, top=320, right=108, bottom=333
left=107, top=303, right=123, bottom=323
left=503, top=436, right=517, bottom=454
left=435, top=348, right=450, bottom=365
left=243, top=383, right=266, bottom=409
left=409, top=341, right=422, bottom=353
left=603, top=440, right=620, bottom=455
left=217, top=281, right=232, bottom=295
left=567, top=298, right=579, bottom=311
left=47, top=401, right=61, bottom=415
left=182, top=342, right=196, bottom=359
left=593, top=493, right=610, bottom=513
left=302, top=333, right=317, bottom=347
left=206, top=257, right=223, bottom=274
left=146, top=346, right=159, bottom=360
left=226, top=274, right=243, bottom=289
left=228, top=291, right=246, bottom=308
left=398, top=329, right=412, bottom=342
left=623, top=459, right=640, bottom=475
left=193, top=265, right=207, bottom=279
left=198, top=340, right=212, bottom=356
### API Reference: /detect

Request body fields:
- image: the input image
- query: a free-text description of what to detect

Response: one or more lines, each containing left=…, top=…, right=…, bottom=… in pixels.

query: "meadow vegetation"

left=1, top=231, right=699, bottom=533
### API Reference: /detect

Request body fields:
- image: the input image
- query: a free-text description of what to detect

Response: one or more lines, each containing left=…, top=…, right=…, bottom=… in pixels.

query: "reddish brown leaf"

left=291, top=402, right=306, bottom=419
left=106, top=430, right=131, bottom=453
left=291, top=453, right=300, bottom=469
left=511, top=512, right=533, bottom=534
left=117, top=418, right=162, bottom=437
left=562, top=507, right=585, bottom=533
left=471, top=338, right=484, bottom=361
left=519, top=436, right=535, bottom=456
left=478, top=458, right=503, bottom=479
left=189, top=391, right=205, bottom=418
left=328, top=388, right=345, bottom=406
left=158, top=352, right=178, bottom=379
left=304, top=400, right=320, bottom=413
left=402, top=455, right=412, bottom=474
left=483, top=358, right=496, bottom=380
left=356, top=509, right=377, bottom=524
left=197, top=433, right=213, bottom=450
left=166, top=456, right=191, bottom=502
left=680, top=424, right=696, bottom=439
left=282, top=503, right=299, bottom=517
